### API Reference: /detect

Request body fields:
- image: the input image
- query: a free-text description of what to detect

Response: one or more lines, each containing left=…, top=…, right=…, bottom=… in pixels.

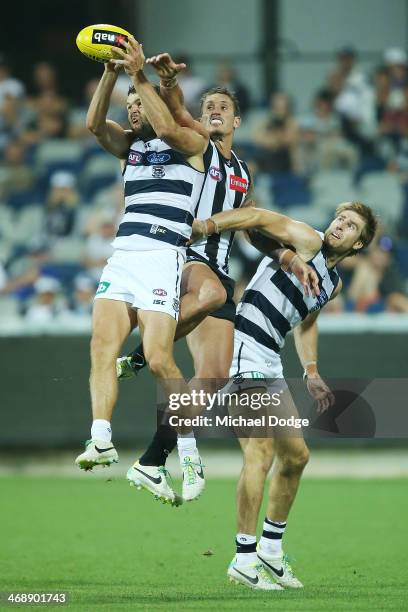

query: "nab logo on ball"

left=209, top=166, right=222, bottom=181
left=128, top=152, right=142, bottom=165
left=92, top=29, right=128, bottom=49
left=147, top=152, right=171, bottom=164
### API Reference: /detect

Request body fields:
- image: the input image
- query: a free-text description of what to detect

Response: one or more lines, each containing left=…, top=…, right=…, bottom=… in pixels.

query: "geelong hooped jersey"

left=235, top=236, right=340, bottom=354
left=112, top=138, right=205, bottom=252
left=188, top=140, right=251, bottom=277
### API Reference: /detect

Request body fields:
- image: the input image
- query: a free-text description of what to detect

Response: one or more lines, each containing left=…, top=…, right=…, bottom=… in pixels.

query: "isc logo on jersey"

left=209, top=166, right=222, bottom=181
left=230, top=175, right=248, bottom=193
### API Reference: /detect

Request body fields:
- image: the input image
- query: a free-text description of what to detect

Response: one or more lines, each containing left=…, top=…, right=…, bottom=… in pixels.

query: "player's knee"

left=244, top=442, right=274, bottom=474
left=90, top=330, right=117, bottom=363
left=198, top=281, right=227, bottom=314
left=279, top=446, right=309, bottom=476
left=146, top=350, right=174, bottom=378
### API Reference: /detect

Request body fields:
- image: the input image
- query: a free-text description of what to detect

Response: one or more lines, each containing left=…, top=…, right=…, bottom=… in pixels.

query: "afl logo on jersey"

left=128, top=152, right=142, bottom=165
left=147, top=152, right=171, bottom=164
left=230, top=175, right=248, bottom=193
left=209, top=166, right=222, bottom=181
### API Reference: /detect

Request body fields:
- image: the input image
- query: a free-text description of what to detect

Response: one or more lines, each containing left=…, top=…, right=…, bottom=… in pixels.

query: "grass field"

left=1, top=476, right=407, bottom=611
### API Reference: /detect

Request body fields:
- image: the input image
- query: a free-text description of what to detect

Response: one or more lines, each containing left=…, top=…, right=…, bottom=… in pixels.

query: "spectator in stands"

left=253, top=92, right=298, bottom=173
left=295, top=89, right=357, bottom=175
left=68, top=274, right=96, bottom=316
left=172, top=53, right=206, bottom=116
left=374, top=66, right=391, bottom=125
left=347, top=236, right=408, bottom=312
left=81, top=211, right=115, bottom=282
left=28, top=61, right=67, bottom=117
left=209, top=60, right=250, bottom=115
left=0, top=140, right=35, bottom=202
left=0, top=54, right=25, bottom=108
left=45, top=171, right=79, bottom=238
left=25, top=275, right=62, bottom=322
left=328, top=46, right=375, bottom=154
left=0, top=240, right=50, bottom=305
left=383, top=48, right=407, bottom=111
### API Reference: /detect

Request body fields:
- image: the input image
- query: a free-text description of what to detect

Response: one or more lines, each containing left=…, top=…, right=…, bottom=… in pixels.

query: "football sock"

left=235, top=533, right=257, bottom=564
left=177, top=432, right=197, bottom=458
left=259, top=517, right=287, bottom=556
left=91, top=419, right=112, bottom=443
left=139, top=424, right=177, bottom=466
left=129, top=343, right=146, bottom=369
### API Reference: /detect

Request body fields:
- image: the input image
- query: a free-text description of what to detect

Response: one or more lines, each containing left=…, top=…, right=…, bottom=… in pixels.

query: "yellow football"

left=76, top=24, right=132, bottom=63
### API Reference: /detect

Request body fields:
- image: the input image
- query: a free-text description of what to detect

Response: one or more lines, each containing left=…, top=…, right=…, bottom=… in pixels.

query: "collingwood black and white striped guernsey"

left=112, top=138, right=206, bottom=252
left=234, top=235, right=340, bottom=354
left=188, top=140, right=251, bottom=277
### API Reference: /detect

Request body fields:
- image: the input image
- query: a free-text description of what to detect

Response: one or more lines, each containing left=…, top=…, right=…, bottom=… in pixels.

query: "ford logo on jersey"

left=209, top=166, right=222, bottom=181
left=147, top=152, right=171, bottom=164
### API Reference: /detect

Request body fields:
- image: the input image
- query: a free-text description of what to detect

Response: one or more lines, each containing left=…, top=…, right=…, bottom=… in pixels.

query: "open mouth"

left=210, top=116, right=223, bottom=126
left=331, top=232, right=341, bottom=240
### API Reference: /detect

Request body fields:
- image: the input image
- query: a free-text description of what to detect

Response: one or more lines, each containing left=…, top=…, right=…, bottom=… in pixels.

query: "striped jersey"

left=234, top=235, right=340, bottom=354
left=112, top=138, right=205, bottom=252
left=188, top=140, right=251, bottom=277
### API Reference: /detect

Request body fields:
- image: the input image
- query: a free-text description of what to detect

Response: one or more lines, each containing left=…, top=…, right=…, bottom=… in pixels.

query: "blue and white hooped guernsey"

left=234, top=233, right=340, bottom=355
left=112, top=138, right=206, bottom=252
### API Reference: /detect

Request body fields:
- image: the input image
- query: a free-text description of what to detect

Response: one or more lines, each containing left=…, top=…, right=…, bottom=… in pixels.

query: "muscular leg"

left=267, top=436, right=309, bottom=522
left=236, top=436, right=275, bottom=535
left=186, top=315, right=234, bottom=379
left=90, top=299, right=137, bottom=422
left=128, top=263, right=227, bottom=366
left=175, top=263, right=227, bottom=340
left=138, top=309, right=202, bottom=432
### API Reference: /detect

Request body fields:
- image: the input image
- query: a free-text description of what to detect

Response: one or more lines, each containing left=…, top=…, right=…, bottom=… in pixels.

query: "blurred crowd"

left=1, top=46, right=408, bottom=329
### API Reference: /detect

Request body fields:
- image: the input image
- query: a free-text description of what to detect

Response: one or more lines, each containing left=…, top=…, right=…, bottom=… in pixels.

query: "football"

left=76, top=24, right=132, bottom=63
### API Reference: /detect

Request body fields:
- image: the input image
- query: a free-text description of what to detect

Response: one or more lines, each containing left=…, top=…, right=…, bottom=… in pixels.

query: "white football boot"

left=180, top=449, right=205, bottom=502
left=126, top=460, right=182, bottom=506
left=227, top=558, right=283, bottom=591
left=75, top=439, right=118, bottom=471
left=257, top=548, right=303, bottom=588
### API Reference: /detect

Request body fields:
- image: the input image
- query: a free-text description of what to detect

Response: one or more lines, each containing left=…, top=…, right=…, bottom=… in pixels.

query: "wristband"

left=303, top=360, right=317, bottom=381
left=160, top=77, right=178, bottom=89
left=278, top=249, right=291, bottom=265
left=208, top=217, right=220, bottom=234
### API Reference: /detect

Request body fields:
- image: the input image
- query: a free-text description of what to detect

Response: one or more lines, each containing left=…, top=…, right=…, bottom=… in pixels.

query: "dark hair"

left=128, top=84, right=161, bottom=96
left=336, top=201, right=378, bottom=251
left=200, top=86, right=241, bottom=117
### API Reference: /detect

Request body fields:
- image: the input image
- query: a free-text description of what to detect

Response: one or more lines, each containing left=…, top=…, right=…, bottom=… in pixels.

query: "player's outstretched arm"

left=146, top=53, right=208, bottom=138
left=86, top=62, right=133, bottom=159
left=293, top=312, right=335, bottom=413
left=191, top=207, right=322, bottom=257
left=112, top=39, right=206, bottom=157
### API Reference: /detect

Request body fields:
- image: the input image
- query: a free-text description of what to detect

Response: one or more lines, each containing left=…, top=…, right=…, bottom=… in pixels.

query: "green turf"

left=1, top=476, right=407, bottom=610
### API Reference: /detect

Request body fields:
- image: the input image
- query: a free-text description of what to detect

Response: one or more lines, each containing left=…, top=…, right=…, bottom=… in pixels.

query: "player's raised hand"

left=289, top=256, right=320, bottom=298
left=306, top=375, right=335, bottom=413
left=104, top=59, right=122, bottom=74
left=111, top=36, right=145, bottom=76
left=146, top=53, right=186, bottom=80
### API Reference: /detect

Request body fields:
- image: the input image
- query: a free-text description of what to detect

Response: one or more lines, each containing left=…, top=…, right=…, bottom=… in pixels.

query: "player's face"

left=200, top=94, right=240, bottom=137
left=324, top=208, right=365, bottom=254
left=127, top=93, right=152, bottom=135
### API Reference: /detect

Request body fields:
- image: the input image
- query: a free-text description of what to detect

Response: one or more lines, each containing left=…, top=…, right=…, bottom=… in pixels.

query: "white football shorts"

left=94, top=248, right=184, bottom=320
left=229, top=330, right=284, bottom=379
